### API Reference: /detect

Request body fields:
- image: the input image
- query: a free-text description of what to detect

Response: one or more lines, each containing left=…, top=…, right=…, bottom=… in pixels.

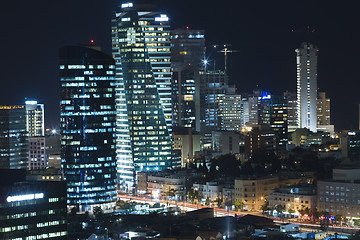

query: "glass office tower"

left=112, top=2, right=172, bottom=191
left=59, top=46, right=117, bottom=211
left=0, top=106, right=28, bottom=169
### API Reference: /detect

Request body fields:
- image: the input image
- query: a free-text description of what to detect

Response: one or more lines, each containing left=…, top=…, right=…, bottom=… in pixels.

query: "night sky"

left=1, top=0, right=359, bottom=130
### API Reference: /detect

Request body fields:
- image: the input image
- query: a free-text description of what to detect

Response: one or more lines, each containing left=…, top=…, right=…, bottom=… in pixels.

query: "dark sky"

left=1, top=0, right=359, bottom=130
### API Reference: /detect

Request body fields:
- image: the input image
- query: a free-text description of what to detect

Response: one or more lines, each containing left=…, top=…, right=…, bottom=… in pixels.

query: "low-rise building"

left=268, top=184, right=316, bottom=216
left=234, top=173, right=314, bottom=212
left=234, top=176, right=279, bottom=211
left=280, top=223, right=299, bottom=233
left=147, top=173, right=186, bottom=200
left=193, top=182, right=223, bottom=202
left=317, top=168, right=360, bottom=220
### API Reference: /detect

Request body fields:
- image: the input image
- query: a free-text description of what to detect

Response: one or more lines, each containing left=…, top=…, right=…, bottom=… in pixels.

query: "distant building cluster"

left=3, top=2, right=360, bottom=239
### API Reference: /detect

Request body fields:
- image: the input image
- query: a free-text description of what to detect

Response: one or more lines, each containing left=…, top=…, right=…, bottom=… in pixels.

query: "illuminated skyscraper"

left=25, top=100, right=46, bottom=170
left=112, top=2, right=172, bottom=190
left=296, top=42, right=318, bottom=132
left=59, top=45, right=117, bottom=211
left=221, top=87, right=242, bottom=131
left=25, top=101, right=44, bottom=137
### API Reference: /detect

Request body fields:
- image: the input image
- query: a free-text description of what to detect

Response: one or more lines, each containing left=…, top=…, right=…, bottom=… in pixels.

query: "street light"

left=201, top=58, right=210, bottom=72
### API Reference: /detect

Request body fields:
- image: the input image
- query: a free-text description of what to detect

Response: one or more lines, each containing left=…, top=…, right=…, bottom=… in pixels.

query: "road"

left=118, top=194, right=239, bottom=217
left=118, top=194, right=360, bottom=234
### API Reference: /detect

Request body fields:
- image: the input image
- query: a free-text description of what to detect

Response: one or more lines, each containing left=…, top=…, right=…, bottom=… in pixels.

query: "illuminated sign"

left=121, top=2, right=133, bottom=8
left=7, top=193, right=44, bottom=203
left=261, top=92, right=271, bottom=100
left=155, top=14, right=169, bottom=22
left=25, top=100, right=38, bottom=105
left=121, top=17, right=130, bottom=22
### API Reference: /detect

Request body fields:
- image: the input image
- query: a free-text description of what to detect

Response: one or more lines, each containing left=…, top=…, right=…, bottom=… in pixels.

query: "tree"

left=288, top=208, right=295, bottom=214
left=188, top=189, right=202, bottom=204
left=352, top=231, right=360, bottom=240
left=319, top=211, right=330, bottom=231
left=205, top=197, right=211, bottom=206
left=234, top=201, right=244, bottom=211
left=70, top=207, right=77, bottom=216
left=214, top=196, right=222, bottom=208
left=93, top=206, right=104, bottom=221
left=165, top=188, right=176, bottom=200
left=311, top=208, right=320, bottom=221
left=275, top=205, right=285, bottom=218
left=261, top=200, right=269, bottom=214
left=208, top=154, right=242, bottom=180
left=335, top=214, right=343, bottom=225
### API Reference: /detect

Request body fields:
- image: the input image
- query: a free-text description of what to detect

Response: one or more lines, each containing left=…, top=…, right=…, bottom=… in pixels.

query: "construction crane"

left=216, top=44, right=238, bottom=75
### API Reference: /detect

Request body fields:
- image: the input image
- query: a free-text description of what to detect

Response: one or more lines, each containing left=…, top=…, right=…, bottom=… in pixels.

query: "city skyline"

left=0, top=0, right=359, bottom=130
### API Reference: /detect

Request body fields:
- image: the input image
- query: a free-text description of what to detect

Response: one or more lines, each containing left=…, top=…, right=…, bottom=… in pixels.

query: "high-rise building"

left=258, top=91, right=272, bottom=125
left=296, top=42, right=318, bottom=133
left=170, top=28, right=205, bottom=132
left=172, top=64, right=200, bottom=131
left=270, top=95, right=288, bottom=148
left=27, top=136, right=46, bottom=170
left=284, top=91, right=298, bottom=133
left=25, top=100, right=45, bottom=137
left=59, top=45, right=118, bottom=211
left=199, top=70, right=227, bottom=147
left=0, top=106, right=28, bottom=169
left=24, top=101, right=47, bottom=170
left=112, top=3, right=173, bottom=190
left=240, top=90, right=262, bottom=128
left=316, top=92, right=334, bottom=134
left=171, top=28, right=205, bottom=69
left=221, top=87, right=242, bottom=131
left=316, top=92, right=330, bottom=126
left=247, top=95, right=260, bottom=127
left=240, top=96, right=250, bottom=128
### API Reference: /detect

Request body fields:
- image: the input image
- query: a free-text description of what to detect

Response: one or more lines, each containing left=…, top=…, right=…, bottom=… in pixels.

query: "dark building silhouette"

left=0, top=106, right=27, bottom=169
left=59, top=45, right=117, bottom=211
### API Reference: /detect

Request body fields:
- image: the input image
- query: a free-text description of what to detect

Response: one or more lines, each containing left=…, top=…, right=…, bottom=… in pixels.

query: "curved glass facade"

left=112, top=3, right=172, bottom=191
